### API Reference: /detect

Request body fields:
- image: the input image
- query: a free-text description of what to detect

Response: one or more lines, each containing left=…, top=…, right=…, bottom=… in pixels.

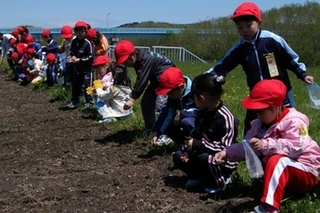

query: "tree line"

left=130, top=1, right=320, bottom=66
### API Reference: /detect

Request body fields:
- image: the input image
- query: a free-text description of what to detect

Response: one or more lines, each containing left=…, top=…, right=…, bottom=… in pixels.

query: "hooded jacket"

left=226, top=108, right=320, bottom=177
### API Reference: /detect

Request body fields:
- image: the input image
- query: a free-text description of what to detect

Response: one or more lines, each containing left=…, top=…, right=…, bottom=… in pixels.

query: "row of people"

left=1, top=2, right=319, bottom=212
left=109, top=2, right=319, bottom=213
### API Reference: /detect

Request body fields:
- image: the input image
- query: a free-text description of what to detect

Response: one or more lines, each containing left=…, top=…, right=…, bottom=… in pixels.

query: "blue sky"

left=1, top=0, right=318, bottom=28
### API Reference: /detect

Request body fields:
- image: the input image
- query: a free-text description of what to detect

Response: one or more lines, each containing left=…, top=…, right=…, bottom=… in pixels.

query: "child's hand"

left=173, top=111, right=180, bottom=126
left=181, top=154, right=189, bottom=163
left=151, top=132, right=158, bottom=146
left=124, top=98, right=135, bottom=110
left=185, top=138, right=193, bottom=151
left=304, top=75, right=314, bottom=85
left=214, top=150, right=226, bottom=164
left=250, top=137, right=263, bottom=151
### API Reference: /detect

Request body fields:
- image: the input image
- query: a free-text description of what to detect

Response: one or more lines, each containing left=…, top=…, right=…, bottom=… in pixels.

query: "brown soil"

left=0, top=71, right=255, bottom=213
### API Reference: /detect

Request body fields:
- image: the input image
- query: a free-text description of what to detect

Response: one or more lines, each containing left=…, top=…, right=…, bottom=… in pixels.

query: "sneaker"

left=84, top=103, right=93, bottom=109
left=67, top=101, right=79, bottom=109
left=156, top=134, right=174, bottom=146
left=185, top=179, right=204, bottom=192
left=98, top=117, right=117, bottom=123
left=205, top=177, right=232, bottom=194
left=251, top=205, right=278, bottom=213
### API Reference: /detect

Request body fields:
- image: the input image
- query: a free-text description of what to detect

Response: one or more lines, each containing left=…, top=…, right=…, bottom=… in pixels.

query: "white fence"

left=1, top=45, right=207, bottom=64
left=108, top=45, right=207, bottom=63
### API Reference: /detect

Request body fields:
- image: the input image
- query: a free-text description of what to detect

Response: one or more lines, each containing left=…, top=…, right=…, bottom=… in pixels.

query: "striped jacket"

left=191, top=102, right=239, bottom=170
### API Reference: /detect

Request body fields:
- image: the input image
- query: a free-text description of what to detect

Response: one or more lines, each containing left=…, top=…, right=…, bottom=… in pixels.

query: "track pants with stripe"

left=261, top=154, right=318, bottom=210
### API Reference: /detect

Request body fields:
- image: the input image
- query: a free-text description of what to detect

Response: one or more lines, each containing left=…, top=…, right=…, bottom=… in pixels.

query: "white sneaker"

left=67, top=101, right=79, bottom=109
left=156, top=134, right=174, bottom=146
left=84, top=103, right=93, bottom=109
left=98, top=117, right=117, bottom=123
left=251, top=205, right=278, bottom=213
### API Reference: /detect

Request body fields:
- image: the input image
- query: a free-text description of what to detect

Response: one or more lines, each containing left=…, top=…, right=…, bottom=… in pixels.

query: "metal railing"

left=108, top=45, right=206, bottom=63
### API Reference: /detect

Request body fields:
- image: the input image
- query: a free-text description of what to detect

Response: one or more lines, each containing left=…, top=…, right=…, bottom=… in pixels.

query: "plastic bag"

left=305, top=82, right=320, bottom=110
left=243, top=140, right=264, bottom=178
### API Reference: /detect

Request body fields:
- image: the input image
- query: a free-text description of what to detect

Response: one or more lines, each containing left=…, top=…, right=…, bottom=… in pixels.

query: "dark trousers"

left=71, top=71, right=93, bottom=104
left=140, top=83, right=158, bottom=129
left=64, top=63, right=75, bottom=86
left=173, top=151, right=232, bottom=187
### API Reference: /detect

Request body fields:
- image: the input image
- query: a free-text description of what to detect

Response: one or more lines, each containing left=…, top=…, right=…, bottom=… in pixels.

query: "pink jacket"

left=226, top=108, right=320, bottom=177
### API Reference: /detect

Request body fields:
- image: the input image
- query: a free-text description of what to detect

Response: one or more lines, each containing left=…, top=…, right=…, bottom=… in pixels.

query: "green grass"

left=2, top=62, right=320, bottom=212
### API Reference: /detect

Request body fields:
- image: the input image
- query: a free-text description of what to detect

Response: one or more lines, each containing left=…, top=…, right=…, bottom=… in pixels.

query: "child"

left=45, top=53, right=59, bottom=87
left=0, top=33, right=14, bottom=65
left=67, top=20, right=94, bottom=109
left=173, top=73, right=239, bottom=194
left=214, top=79, right=320, bottom=213
left=41, top=29, right=59, bottom=56
left=206, top=2, right=314, bottom=136
left=91, top=30, right=109, bottom=56
left=151, top=67, right=197, bottom=146
left=59, top=25, right=75, bottom=86
left=25, top=48, right=43, bottom=84
left=114, top=39, right=174, bottom=131
left=93, top=55, right=113, bottom=87
left=91, top=60, right=132, bottom=123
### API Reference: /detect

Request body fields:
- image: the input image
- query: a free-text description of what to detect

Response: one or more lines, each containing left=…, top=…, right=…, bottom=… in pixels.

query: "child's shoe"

left=98, top=117, right=117, bottom=123
left=185, top=179, right=204, bottom=192
left=250, top=204, right=278, bottom=213
left=204, top=177, right=232, bottom=195
left=67, top=101, right=79, bottom=109
left=156, top=134, right=174, bottom=146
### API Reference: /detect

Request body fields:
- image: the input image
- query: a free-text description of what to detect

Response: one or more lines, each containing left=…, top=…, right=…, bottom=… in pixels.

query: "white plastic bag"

left=243, top=140, right=264, bottom=178
left=305, top=82, right=320, bottom=110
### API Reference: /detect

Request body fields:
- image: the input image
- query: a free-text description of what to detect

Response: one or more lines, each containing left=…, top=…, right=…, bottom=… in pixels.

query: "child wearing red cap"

left=25, top=48, right=43, bottom=84
left=151, top=67, right=197, bottom=146
left=114, top=39, right=175, bottom=131
left=173, top=73, right=239, bottom=194
left=207, top=2, right=314, bottom=136
left=41, top=29, right=59, bottom=56
left=59, top=25, right=75, bottom=86
left=214, top=79, right=320, bottom=213
left=67, top=20, right=94, bottom=109
left=45, top=53, right=59, bottom=87
left=90, top=58, right=132, bottom=123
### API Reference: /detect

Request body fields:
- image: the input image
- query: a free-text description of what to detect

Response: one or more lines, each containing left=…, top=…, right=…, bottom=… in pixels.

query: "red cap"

left=26, top=48, right=36, bottom=55
left=92, top=55, right=110, bottom=67
left=46, top=53, right=56, bottom=65
left=16, top=43, right=27, bottom=55
left=156, top=67, right=184, bottom=95
left=231, top=2, right=262, bottom=20
left=41, top=29, right=51, bottom=37
left=9, top=38, right=17, bottom=45
left=60, top=25, right=73, bottom=39
left=17, top=26, right=24, bottom=33
left=74, top=20, right=87, bottom=29
left=25, top=35, right=34, bottom=46
left=11, top=29, right=19, bottom=37
left=114, top=40, right=135, bottom=65
left=11, top=52, right=19, bottom=60
left=241, top=79, right=286, bottom=110
left=86, top=28, right=96, bottom=42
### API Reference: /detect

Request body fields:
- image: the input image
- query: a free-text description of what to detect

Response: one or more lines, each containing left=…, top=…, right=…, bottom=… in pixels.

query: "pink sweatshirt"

left=226, top=108, right=320, bottom=177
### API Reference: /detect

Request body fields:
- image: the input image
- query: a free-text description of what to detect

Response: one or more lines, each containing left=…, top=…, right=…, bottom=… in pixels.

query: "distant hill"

left=117, top=21, right=194, bottom=28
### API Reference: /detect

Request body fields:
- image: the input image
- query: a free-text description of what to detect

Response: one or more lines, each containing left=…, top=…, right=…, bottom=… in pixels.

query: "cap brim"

left=61, top=34, right=73, bottom=39
left=155, top=87, right=171, bottom=95
left=241, top=97, right=270, bottom=110
left=115, top=55, right=129, bottom=65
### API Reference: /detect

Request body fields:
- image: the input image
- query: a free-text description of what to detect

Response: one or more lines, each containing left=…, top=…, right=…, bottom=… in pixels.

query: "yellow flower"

left=86, top=87, right=95, bottom=95
left=93, top=80, right=104, bottom=89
